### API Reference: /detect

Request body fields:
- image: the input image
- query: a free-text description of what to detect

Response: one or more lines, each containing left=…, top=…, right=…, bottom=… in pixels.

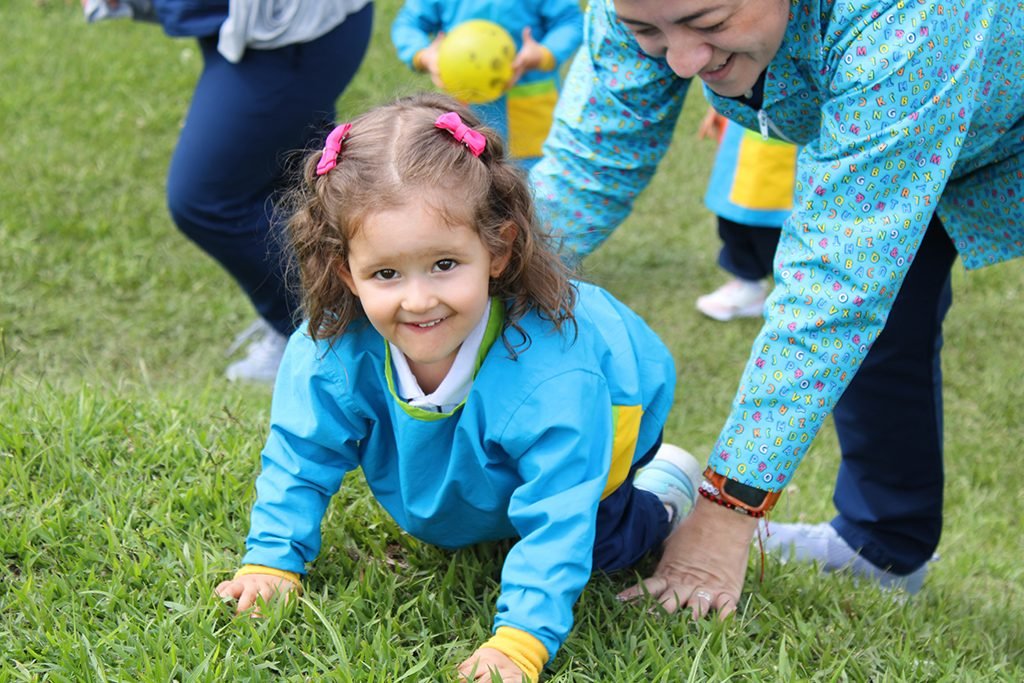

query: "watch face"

left=722, top=478, right=769, bottom=507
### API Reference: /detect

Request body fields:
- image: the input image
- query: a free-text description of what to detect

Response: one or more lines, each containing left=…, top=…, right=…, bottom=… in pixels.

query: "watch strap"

left=699, top=467, right=782, bottom=517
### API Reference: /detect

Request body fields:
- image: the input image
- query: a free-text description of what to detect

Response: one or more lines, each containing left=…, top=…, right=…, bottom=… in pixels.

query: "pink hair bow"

left=315, top=122, right=353, bottom=176
left=434, top=112, right=486, bottom=157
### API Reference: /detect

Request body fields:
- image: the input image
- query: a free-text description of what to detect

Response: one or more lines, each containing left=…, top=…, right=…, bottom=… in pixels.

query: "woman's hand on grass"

left=617, top=497, right=758, bottom=619
left=458, top=647, right=530, bottom=682
left=215, top=573, right=298, bottom=616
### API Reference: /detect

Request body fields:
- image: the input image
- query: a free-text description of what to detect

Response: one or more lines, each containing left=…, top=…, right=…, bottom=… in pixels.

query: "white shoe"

left=633, top=444, right=702, bottom=532
left=761, top=521, right=935, bottom=594
left=695, top=278, right=768, bottom=321
left=224, top=319, right=288, bottom=385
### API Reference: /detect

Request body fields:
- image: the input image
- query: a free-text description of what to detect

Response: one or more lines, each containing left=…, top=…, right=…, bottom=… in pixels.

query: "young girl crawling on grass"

left=215, top=93, right=701, bottom=682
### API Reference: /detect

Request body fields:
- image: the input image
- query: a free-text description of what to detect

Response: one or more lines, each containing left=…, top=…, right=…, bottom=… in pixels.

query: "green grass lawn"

left=2, top=2, right=1023, bottom=681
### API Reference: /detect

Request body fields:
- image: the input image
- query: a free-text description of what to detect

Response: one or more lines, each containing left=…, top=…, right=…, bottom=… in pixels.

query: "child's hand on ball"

left=415, top=33, right=446, bottom=89
left=510, top=27, right=550, bottom=86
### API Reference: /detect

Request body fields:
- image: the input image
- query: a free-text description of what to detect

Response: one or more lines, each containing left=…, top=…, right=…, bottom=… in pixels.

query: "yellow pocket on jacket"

left=729, top=129, right=798, bottom=211
left=602, top=404, right=643, bottom=500
left=506, top=80, right=559, bottom=159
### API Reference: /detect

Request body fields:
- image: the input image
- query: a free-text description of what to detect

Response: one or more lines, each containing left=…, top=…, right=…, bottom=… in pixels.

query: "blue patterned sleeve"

left=529, top=0, right=689, bottom=262
left=711, top=3, right=994, bottom=491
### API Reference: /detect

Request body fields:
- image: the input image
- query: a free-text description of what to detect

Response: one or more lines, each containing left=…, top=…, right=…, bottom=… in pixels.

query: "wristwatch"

left=699, top=467, right=782, bottom=517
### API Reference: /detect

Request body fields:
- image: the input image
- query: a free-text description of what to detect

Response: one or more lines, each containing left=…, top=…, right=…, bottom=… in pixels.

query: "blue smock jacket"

left=391, top=0, right=582, bottom=161
left=531, top=0, right=1024, bottom=492
left=241, top=282, right=676, bottom=660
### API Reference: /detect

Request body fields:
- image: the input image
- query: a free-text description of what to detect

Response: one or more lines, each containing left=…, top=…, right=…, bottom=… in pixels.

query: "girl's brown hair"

left=284, top=92, right=576, bottom=354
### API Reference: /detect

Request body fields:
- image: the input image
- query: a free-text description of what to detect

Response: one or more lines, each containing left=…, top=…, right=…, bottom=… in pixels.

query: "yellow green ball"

left=438, top=20, right=516, bottom=105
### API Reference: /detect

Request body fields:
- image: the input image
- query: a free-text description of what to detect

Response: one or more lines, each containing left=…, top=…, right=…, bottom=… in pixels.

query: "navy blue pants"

left=716, top=216, right=781, bottom=282
left=592, top=435, right=672, bottom=573
left=166, top=5, right=373, bottom=336
left=831, top=214, right=957, bottom=574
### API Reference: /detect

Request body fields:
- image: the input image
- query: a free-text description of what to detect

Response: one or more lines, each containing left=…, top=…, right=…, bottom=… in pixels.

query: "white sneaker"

left=633, top=444, right=702, bottom=532
left=761, top=521, right=935, bottom=594
left=224, top=319, right=288, bottom=385
left=695, top=278, right=768, bottom=321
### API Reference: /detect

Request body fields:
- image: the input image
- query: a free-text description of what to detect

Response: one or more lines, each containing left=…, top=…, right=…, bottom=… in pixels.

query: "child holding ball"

left=391, top=1, right=582, bottom=169
left=215, top=94, right=700, bottom=682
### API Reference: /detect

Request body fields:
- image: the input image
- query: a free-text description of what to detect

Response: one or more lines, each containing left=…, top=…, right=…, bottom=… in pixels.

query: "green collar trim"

left=384, top=298, right=506, bottom=420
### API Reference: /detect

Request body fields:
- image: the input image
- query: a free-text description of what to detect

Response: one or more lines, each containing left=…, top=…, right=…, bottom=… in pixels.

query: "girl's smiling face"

left=613, top=0, right=789, bottom=97
left=339, top=197, right=511, bottom=393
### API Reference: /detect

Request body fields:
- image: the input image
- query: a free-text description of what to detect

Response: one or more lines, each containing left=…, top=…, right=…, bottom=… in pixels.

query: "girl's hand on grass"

left=458, top=647, right=530, bottom=682
left=617, top=497, right=758, bottom=619
left=215, top=573, right=298, bottom=616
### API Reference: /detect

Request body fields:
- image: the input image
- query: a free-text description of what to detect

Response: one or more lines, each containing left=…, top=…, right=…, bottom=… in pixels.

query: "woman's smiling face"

left=613, top=0, right=789, bottom=97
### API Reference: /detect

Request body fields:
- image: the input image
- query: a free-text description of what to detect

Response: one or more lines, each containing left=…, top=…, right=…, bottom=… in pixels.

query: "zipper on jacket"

left=757, top=109, right=770, bottom=139
left=757, top=109, right=796, bottom=144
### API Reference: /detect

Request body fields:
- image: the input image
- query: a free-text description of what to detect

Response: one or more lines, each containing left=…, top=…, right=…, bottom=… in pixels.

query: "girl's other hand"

left=458, top=646, right=531, bottom=682
left=215, top=573, right=298, bottom=616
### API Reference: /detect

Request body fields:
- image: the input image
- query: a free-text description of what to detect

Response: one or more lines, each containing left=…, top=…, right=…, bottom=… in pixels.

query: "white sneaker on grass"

left=633, top=444, right=702, bottom=531
left=225, top=318, right=288, bottom=385
left=696, top=278, right=768, bottom=321
left=761, top=521, right=934, bottom=594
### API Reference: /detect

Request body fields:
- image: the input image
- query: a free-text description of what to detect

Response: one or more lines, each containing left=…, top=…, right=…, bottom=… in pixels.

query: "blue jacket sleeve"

left=492, top=370, right=614, bottom=662
left=533, top=0, right=583, bottom=67
left=528, top=0, right=690, bottom=262
left=390, top=0, right=443, bottom=69
left=711, top=3, right=989, bottom=490
left=241, top=335, right=364, bottom=574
